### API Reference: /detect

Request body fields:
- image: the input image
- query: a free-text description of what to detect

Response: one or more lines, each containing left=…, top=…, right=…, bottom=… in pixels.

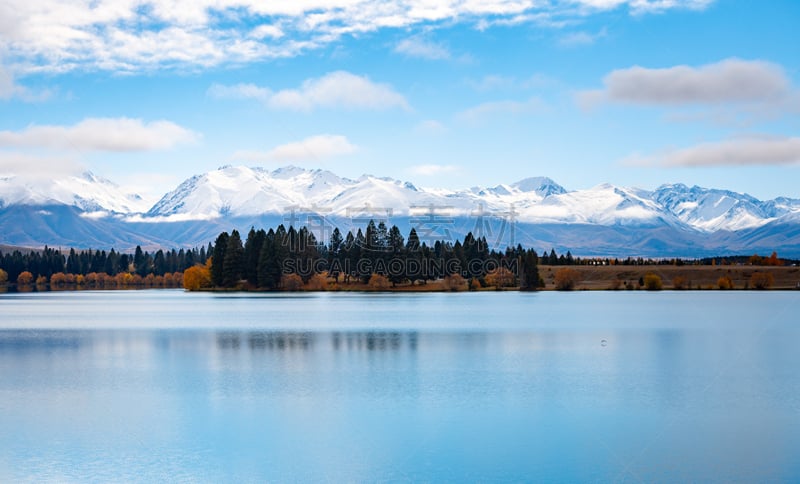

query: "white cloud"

left=457, top=97, right=547, bottom=123
left=232, top=135, right=358, bottom=163
left=0, top=64, right=50, bottom=101
left=0, top=0, right=716, bottom=74
left=558, top=28, right=607, bottom=46
left=414, top=120, right=447, bottom=135
left=0, top=152, right=82, bottom=179
left=207, top=83, right=272, bottom=103
left=579, top=58, right=791, bottom=108
left=409, top=164, right=460, bottom=176
left=466, top=75, right=517, bottom=91
left=395, top=37, right=451, bottom=60
left=0, top=118, right=198, bottom=152
left=210, top=71, right=410, bottom=112
left=625, top=136, right=800, bottom=167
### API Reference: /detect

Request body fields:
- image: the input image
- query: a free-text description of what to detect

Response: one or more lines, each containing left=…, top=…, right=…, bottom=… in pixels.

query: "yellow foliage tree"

left=643, top=273, right=663, bottom=290
left=717, top=276, right=734, bottom=290
left=183, top=262, right=212, bottom=290
left=0, top=268, right=8, bottom=285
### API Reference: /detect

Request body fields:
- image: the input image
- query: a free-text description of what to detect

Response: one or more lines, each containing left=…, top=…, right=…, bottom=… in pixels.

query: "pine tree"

left=222, top=230, right=245, bottom=287
left=244, top=228, right=266, bottom=285
left=211, top=232, right=229, bottom=287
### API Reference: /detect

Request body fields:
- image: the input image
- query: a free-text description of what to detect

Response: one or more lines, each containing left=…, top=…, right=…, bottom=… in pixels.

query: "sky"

left=0, top=0, right=798, bottom=204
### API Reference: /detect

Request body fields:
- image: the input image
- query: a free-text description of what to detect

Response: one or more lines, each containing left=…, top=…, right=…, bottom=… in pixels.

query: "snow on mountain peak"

left=0, top=171, right=149, bottom=214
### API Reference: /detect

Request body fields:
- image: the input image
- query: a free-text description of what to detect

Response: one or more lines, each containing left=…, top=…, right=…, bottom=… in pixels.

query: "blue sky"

left=0, top=0, right=798, bottom=203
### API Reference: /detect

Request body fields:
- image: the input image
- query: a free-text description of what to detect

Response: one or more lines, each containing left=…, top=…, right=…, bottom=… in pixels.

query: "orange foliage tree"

left=183, top=261, right=212, bottom=290
left=443, top=273, right=468, bottom=292
left=17, top=271, right=34, bottom=285
left=485, top=267, right=517, bottom=288
left=281, top=273, right=304, bottom=291
left=367, top=273, right=391, bottom=291
left=553, top=268, right=580, bottom=291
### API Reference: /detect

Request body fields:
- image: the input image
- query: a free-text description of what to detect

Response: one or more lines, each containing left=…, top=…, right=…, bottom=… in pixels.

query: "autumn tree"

left=368, top=273, right=391, bottom=291
left=443, top=273, right=468, bottom=292
left=553, top=268, right=580, bottom=290
left=717, top=276, right=734, bottom=290
left=643, top=273, right=663, bottom=291
left=280, top=273, right=303, bottom=291
left=486, top=267, right=517, bottom=289
left=17, top=271, right=34, bottom=285
left=750, top=272, right=774, bottom=290
left=0, top=268, right=7, bottom=285
left=672, top=275, right=687, bottom=290
left=183, top=260, right=212, bottom=290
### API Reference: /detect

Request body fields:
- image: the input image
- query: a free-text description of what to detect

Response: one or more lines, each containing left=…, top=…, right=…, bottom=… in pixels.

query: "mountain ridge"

left=1, top=165, right=799, bottom=257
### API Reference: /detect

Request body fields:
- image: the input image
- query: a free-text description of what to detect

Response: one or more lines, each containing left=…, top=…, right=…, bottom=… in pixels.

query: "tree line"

left=0, top=245, right=211, bottom=283
left=197, top=220, right=541, bottom=291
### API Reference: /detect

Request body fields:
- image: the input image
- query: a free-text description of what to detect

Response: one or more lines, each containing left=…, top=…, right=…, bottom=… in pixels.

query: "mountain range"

left=1, top=166, right=799, bottom=257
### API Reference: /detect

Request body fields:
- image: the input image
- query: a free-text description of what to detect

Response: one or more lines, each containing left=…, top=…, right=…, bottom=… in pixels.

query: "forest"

left=189, top=220, right=541, bottom=291
left=0, top=245, right=210, bottom=288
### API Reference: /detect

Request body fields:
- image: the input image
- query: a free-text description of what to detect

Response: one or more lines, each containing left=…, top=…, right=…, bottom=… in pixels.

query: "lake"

left=1, top=290, right=798, bottom=482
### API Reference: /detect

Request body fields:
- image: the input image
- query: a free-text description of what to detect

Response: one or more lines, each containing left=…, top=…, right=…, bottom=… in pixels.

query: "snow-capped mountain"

left=1, top=165, right=799, bottom=256
left=143, top=165, right=799, bottom=233
left=0, top=172, right=149, bottom=214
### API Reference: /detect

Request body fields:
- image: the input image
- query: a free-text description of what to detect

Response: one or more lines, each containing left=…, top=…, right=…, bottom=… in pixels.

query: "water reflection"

left=212, top=330, right=420, bottom=353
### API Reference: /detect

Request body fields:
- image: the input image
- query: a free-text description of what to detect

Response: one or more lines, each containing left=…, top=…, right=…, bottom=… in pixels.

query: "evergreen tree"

left=243, top=228, right=266, bottom=285
left=520, top=250, right=540, bottom=291
left=222, top=229, right=244, bottom=287
left=211, top=232, right=229, bottom=287
left=328, top=227, right=344, bottom=282
left=257, top=229, right=280, bottom=289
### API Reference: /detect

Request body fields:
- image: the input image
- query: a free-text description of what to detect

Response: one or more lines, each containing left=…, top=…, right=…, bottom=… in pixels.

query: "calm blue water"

left=1, top=290, right=798, bottom=482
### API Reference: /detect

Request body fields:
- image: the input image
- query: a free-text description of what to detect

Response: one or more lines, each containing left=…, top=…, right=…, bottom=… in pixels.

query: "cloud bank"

left=0, top=118, right=198, bottom=152
left=579, top=58, right=792, bottom=108
left=627, top=136, right=800, bottom=167
left=0, top=0, right=715, bottom=74
left=232, top=135, right=358, bottom=163
left=209, top=71, right=409, bottom=112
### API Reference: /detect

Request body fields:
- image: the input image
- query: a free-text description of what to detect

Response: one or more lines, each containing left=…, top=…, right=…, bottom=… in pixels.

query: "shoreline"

left=4, top=264, right=798, bottom=293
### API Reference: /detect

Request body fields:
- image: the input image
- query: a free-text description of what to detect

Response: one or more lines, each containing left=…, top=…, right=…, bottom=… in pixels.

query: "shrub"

left=554, top=268, right=581, bottom=291
left=609, top=278, right=623, bottom=290
left=367, top=273, right=391, bottom=291
left=281, top=273, right=304, bottom=291
left=672, top=275, right=687, bottom=290
left=0, top=268, right=8, bottom=285
left=643, top=273, right=663, bottom=291
left=305, top=273, right=329, bottom=291
left=443, top=274, right=468, bottom=292
left=717, top=276, right=734, bottom=290
left=469, top=278, right=481, bottom=291
left=35, top=275, right=48, bottom=285
left=485, top=268, right=516, bottom=288
left=17, top=271, right=34, bottom=285
left=750, top=272, right=774, bottom=290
